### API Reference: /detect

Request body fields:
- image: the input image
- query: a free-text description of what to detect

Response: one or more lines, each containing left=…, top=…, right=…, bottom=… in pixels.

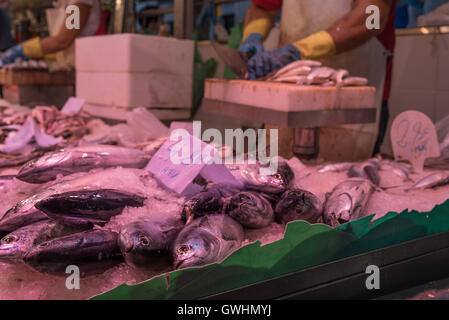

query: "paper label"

left=146, top=133, right=240, bottom=194
left=391, top=110, right=440, bottom=173
left=61, top=97, right=85, bottom=114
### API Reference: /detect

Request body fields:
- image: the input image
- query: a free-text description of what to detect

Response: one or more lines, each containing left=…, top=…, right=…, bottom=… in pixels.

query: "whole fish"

left=317, top=162, right=352, bottom=173
left=0, top=168, right=146, bottom=232
left=24, top=230, right=123, bottom=277
left=181, top=184, right=239, bottom=224
left=347, top=161, right=381, bottom=186
left=407, top=172, right=449, bottom=191
left=226, top=161, right=294, bottom=194
left=228, top=191, right=274, bottom=228
left=275, top=189, right=323, bottom=224
left=16, top=145, right=151, bottom=184
left=172, top=214, right=244, bottom=269
left=35, top=189, right=146, bottom=228
left=118, top=214, right=184, bottom=269
left=323, top=179, right=375, bottom=227
left=0, top=220, right=86, bottom=263
left=381, top=163, right=413, bottom=182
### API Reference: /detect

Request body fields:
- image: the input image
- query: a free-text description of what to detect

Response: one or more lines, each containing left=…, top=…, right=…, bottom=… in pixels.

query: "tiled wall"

left=382, top=33, right=449, bottom=153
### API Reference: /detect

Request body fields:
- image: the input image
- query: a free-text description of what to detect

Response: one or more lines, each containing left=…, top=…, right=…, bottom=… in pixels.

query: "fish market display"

left=118, top=214, right=184, bottom=269
left=275, top=189, right=323, bottom=224
left=181, top=184, right=239, bottom=223
left=407, top=172, right=449, bottom=191
left=228, top=191, right=274, bottom=228
left=0, top=168, right=146, bottom=232
left=0, top=220, right=86, bottom=263
left=35, top=189, right=146, bottom=227
left=17, top=145, right=151, bottom=184
left=172, top=214, right=244, bottom=269
left=323, top=178, right=375, bottom=227
left=24, top=230, right=123, bottom=277
left=227, top=160, right=294, bottom=194
left=263, top=60, right=369, bottom=87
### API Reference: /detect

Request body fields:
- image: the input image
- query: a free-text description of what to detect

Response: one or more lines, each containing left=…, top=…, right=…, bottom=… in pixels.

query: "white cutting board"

left=204, top=79, right=376, bottom=112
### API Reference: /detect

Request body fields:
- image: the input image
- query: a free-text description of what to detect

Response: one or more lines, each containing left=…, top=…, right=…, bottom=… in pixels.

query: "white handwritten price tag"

left=146, top=133, right=241, bottom=194
left=391, top=110, right=440, bottom=173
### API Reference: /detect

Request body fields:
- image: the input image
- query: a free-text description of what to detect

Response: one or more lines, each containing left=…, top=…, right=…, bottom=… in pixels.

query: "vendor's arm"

left=239, top=1, right=280, bottom=55
left=248, top=0, right=394, bottom=79
left=40, top=2, right=91, bottom=54
left=0, top=2, right=91, bottom=66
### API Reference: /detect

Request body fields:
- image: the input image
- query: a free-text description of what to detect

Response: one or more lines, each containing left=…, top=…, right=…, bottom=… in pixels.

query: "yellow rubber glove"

left=293, top=30, right=336, bottom=60
left=242, top=18, right=272, bottom=41
left=22, top=37, right=44, bottom=59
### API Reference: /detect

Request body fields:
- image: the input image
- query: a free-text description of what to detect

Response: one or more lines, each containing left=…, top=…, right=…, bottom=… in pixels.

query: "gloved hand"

left=247, top=44, right=301, bottom=80
left=238, top=33, right=265, bottom=56
left=0, top=44, right=25, bottom=67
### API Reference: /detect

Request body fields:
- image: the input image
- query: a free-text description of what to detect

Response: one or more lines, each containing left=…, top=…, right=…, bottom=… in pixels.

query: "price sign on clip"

left=391, top=110, right=440, bottom=173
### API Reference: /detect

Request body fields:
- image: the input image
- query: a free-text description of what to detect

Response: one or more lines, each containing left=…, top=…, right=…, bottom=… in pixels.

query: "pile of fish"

left=263, top=60, right=369, bottom=87
left=0, top=105, right=95, bottom=168
left=1, top=142, right=448, bottom=279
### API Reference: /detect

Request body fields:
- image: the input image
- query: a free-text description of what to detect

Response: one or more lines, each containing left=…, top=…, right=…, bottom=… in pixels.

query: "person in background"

left=0, top=4, right=13, bottom=51
left=0, top=0, right=101, bottom=67
left=238, top=0, right=396, bottom=157
left=423, top=0, right=449, bottom=13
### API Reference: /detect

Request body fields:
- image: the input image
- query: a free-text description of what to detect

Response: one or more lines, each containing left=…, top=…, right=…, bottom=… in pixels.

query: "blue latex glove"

left=238, top=33, right=265, bottom=56
left=0, top=44, right=25, bottom=67
left=247, top=44, right=301, bottom=80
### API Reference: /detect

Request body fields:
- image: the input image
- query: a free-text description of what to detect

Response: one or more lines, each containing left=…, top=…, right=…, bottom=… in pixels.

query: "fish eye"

left=1, top=235, right=18, bottom=244
left=177, top=245, right=191, bottom=255
left=138, top=236, right=150, bottom=246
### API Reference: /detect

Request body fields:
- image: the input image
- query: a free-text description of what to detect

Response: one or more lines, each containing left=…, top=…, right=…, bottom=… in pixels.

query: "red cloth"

left=251, top=0, right=397, bottom=100
left=251, top=0, right=282, bottom=11
left=95, top=10, right=111, bottom=36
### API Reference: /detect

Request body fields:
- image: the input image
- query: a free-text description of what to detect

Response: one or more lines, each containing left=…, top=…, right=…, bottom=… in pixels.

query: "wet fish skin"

left=318, top=162, right=352, bottom=173
left=228, top=191, right=274, bottom=229
left=0, top=168, right=145, bottom=233
left=228, top=161, right=294, bottom=194
left=0, top=220, right=87, bottom=263
left=35, top=189, right=146, bottom=228
left=362, top=163, right=381, bottom=187
left=118, top=214, right=184, bottom=269
left=407, top=172, right=449, bottom=191
left=0, top=196, right=49, bottom=233
left=16, top=145, right=150, bottom=184
left=323, top=179, right=375, bottom=227
left=172, top=214, right=244, bottom=269
left=275, top=189, right=323, bottom=224
left=24, top=230, right=123, bottom=277
left=181, top=184, right=239, bottom=224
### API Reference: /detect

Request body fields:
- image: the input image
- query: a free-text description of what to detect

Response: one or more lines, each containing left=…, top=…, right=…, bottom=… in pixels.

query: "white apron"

left=278, top=0, right=389, bottom=161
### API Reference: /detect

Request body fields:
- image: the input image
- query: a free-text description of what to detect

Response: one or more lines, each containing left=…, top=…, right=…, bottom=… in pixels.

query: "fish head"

left=324, top=193, right=353, bottom=226
left=173, top=231, right=219, bottom=269
left=0, top=230, right=28, bottom=261
left=0, top=198, right=43, bottom=233
left=118, top=222, right=160, bottom=258
left=275, top=189, right=323, bottom=224
left=17, top=150, right=70, bottom=183
left=181, top=190, right=222, bottom=223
